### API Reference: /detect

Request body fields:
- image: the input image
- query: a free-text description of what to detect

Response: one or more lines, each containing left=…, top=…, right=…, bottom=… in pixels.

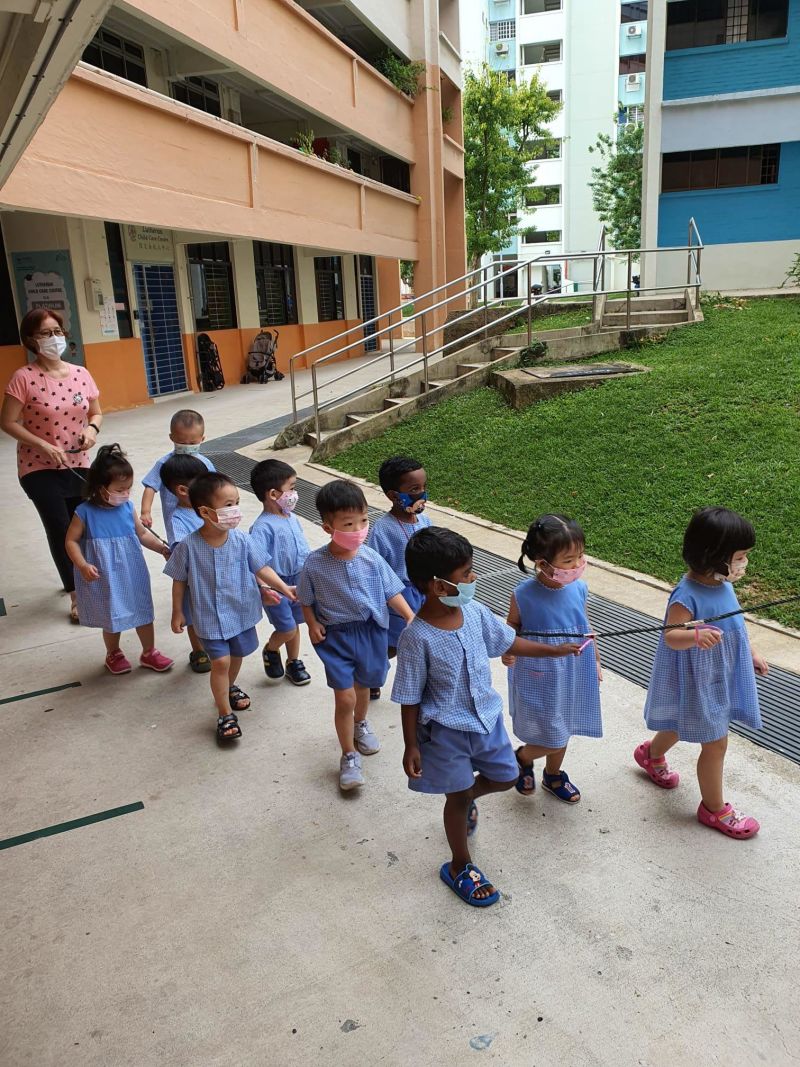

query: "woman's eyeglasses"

left=33, top=329, right=65, bottom=339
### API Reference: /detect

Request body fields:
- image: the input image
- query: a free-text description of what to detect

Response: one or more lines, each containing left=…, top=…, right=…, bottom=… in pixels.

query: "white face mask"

left=38, top=335, right=67, bottom=361
left=716, top=557, right=748, bottom=583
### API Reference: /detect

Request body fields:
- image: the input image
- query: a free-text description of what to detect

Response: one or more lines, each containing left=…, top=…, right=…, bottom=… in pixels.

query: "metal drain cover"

left=524, top=364, right=639, bottom=380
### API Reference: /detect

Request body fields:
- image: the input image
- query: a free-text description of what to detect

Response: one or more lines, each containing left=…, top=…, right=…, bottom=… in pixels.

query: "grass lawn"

left=509, top=306, right=592, bottom=332
left=330, top=298, right=800, bottom=629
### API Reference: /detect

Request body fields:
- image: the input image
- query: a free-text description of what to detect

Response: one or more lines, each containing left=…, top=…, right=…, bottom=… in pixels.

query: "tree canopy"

left=588, top=120, right=644, bottom=249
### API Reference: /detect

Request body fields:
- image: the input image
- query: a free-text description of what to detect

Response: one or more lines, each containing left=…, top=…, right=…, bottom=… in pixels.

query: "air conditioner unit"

left=625, top=73, right=642, bottom=90
left=495, top=41, right=509, bottom=54
left=626, top=24, right=642, bottom=37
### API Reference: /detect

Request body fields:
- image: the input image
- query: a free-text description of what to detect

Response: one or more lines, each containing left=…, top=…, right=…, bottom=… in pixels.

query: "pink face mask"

left=331, top=525, right=369, bottom=551
left=104, top=488, right=131, bottom=507
left=541, top=558, right=587, bottom=585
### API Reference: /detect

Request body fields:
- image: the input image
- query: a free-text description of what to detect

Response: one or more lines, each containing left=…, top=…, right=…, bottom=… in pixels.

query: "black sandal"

left=217, top=714, right=241, bottom=741
left=228, top=685, right=250, bottom=711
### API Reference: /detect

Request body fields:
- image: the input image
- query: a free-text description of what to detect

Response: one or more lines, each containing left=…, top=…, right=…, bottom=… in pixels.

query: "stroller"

left=241, top=329, right=284, bottom=384
left=197, top=333, right=225, bottom=392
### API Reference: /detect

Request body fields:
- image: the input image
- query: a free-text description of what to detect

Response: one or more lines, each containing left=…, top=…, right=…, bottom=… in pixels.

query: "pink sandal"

left=697, top=802, right=759, bottom=839
left=633, top=741, right=680, bottom=789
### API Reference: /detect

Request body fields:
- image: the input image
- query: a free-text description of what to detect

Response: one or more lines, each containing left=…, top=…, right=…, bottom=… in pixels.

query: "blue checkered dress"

left=644, top=576, right=762, bottom=743
left=164, top=528, right=263, bottom=641
left=142, top=451, right=215, bottom=543
left=73, top=501, right=154, bottom=633
left=508, top=578, right=602, bottom=747
left=392, top=601, right=517, bottom=734
left=297, top=544, right=404, bottom=628
left=249, top=511, right=310, bottom=577
left=367, top=511, right=432, bottom=583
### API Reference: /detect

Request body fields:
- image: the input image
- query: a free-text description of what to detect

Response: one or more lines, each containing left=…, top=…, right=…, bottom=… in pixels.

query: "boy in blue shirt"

left=392, top=527, right=580, bottom=908
left=140, top=409, right=215, bottom=543
left=366, top=455, right=431, bottom=700
left=297, top=479, right=414, bottom=792
left=249, top=459, right=311, bottom=687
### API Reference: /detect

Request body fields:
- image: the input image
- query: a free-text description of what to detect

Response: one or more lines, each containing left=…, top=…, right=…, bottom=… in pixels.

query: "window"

left=380, top=157, right=411, bottom=194
left=521, top=0, right=562, bottom=13
left=530, top=138, right=561, bottom=159
left=171, top=77, right=221, bottom=117
left=666, top=0, right=788, bottom=50
left=621, top=2, right=649, bottom=22
left=187, top=243, right=237, bottom=330
left=620, top=104, right=645, bottom=125
left=619, top=53, right=647, bottom=73
left=82, top=29, right=147, bottom=87
left=526, top=229, right=563, bottom=244
left=314, top=257, right=345, bottom=322
left=546, top=89, right=563, bottom=103
left=521, top=40, right=562, bottom=64
left=661, top=143, right=780, bottom=191
left=493, top=256, right=519, bottom=299
left=104, top=223, right=133, bottom=339
left=347, top=149, right=363, bottom=174
left=253, top=242, right=297, bottom=327
left=526, top=184, right=561, bottom=206
left=490, top=19, right=516, bottom=40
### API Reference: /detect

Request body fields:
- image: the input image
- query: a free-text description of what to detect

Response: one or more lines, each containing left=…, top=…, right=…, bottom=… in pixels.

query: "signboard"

left=123, top=225, right=174, bottom=263
left=11, top=249, right=84, bottom=363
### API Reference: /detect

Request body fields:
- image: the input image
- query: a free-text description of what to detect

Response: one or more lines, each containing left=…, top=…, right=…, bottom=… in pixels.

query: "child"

left=140, top=409, right=215, bottom=543
left=249, top=459, right=311, bottom=687
left=366, top=455, right=432, bottom=699
left=635, top=506, right=767, bottom=839
left=503, top=515, right=603, bottom=804
left=392, top=527, right=580, bottom=908
left=297, top=479, right=414, bottom=791
left=160, top=453, right=212, bottom=674
left=65, top=444, right=174, bottom=675
left=164, top=472, right=292, bottom=742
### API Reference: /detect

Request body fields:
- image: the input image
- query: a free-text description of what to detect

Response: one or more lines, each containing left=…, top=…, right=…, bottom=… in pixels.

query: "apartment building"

left=642, top=0, right=800, bottom=290
left=0, top=0, right=466, bottom=410
left=462, top=0, right=648, bottom=294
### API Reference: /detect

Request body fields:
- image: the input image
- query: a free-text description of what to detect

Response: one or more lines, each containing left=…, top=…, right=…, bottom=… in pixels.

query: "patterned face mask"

left=276, top=490, right=299, bottom=515
left=715, top=557, right=748, bottom=583
left=209, top=505, right=242, bottom=530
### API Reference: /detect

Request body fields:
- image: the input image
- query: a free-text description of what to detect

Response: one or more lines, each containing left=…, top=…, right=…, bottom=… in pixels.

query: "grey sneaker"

left=339, top=751, right=364, bottom=791
left=354, top=718, right=381, bottom=756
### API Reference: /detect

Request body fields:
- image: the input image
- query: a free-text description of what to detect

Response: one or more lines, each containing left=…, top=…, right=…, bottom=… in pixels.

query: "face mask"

left=209, top=505, right=242, bottom=530
left=436, top=575, right=477, bottom=608
left=104, top=488, right=130, bottom=507
left=38, top=335, right=67, bottom=361
left=276, top=490, right=299, bottom=515
left=397, top=490, right=428, bottom=514
left=715, top=557, right=748, bottom=583
left=173, top=443, right=201, bottom=455
left=541, top=559, right=587, bottom=586
left=331, top=525, right=368, bottom=551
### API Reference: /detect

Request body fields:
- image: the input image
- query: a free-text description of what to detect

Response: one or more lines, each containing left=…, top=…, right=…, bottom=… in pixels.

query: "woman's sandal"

left=515, top=746, right=536, bottom=796
left=69, top=602, right=79, bottom=625
left=228, top=685, right=250, bottom=711
left=541, top=769, right=581, bottom=803
left=467, top=800, right=478, bottom=837
left=217, top=714, right=242, bottom=742
left=439, top=862, right=500, bottom=908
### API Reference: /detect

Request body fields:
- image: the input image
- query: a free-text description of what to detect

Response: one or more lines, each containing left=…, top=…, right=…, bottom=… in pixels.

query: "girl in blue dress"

left=635, top=507, right=767, bottom=839
left=66, top=444, right=173, bottom=675
left=504, top=515, right=602, bottom=804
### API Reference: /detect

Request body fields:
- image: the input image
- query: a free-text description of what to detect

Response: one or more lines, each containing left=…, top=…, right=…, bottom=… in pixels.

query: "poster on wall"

left=11, top=249, right=84, bottom=365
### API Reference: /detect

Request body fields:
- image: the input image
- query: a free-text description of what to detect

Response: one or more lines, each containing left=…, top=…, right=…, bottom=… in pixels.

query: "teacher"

left=1, top=308, right=103, bottom=623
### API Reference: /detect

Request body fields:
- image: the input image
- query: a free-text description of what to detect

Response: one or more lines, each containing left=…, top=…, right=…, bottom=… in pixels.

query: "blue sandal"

left=467, top=800, right=478, bottom=837
left=439, top=862, right=500, bottom=907
left=541, top=769, right=581, bottom=803
left=515, top=747, right=536, bottom=796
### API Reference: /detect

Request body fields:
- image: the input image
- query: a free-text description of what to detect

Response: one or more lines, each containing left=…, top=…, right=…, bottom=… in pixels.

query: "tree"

left=588, top=120, right=644, bottom=249
left=464, top=65, right=560, bottom=272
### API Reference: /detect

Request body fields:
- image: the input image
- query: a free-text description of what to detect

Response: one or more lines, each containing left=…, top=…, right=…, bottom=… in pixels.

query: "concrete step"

left=605, top=297, right=686, bottom=311
left=344, top=411, right=382, bottom=427
left=303, top=428, right=339, bottom=448
left=602, top=310, right=689, bottom=326
left=423, top=378, right=458, bottom=391
left=382, top=397, right=411, bottom=410
left=456, top=362, right=485, bottom=376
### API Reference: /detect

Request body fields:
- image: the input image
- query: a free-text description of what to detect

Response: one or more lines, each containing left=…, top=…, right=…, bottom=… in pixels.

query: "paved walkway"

left=1, top=372, right=799, bottom=1066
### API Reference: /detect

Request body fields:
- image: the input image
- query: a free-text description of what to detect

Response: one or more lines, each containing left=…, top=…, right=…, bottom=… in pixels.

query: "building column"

left=641, top=1, right=666, bottom=290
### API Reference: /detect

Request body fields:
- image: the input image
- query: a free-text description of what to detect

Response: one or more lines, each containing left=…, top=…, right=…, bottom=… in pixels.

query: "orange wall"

left=84, top=337, right=152, bottom=412
left=0, top=344, right=26, bottom=386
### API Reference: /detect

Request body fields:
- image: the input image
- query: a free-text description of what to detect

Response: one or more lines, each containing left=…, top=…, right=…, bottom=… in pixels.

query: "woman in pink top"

left=1, top=308, right=103, bottom=623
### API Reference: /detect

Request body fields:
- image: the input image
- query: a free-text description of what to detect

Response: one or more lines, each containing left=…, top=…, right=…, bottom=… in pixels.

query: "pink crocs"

left=105, top=649, right=132, bottom=675
left=634, top=741, right=680, bottom=789
left=139, top=648, right=174, bottom=673
left=697, top=802, right=759, bottom=839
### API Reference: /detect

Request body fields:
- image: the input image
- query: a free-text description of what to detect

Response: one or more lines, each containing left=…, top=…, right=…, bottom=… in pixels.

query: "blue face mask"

left=436, top=575, right=477, bottom=608
left=397, top=490, right=428, bottom=513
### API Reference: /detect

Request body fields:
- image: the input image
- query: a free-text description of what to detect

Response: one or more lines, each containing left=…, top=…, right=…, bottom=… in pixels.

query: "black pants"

left=20, top=468, right=86, bottom=592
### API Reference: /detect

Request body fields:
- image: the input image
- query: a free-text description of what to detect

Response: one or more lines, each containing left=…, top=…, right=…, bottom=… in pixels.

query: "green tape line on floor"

left=0, top=681, right=82, bottom=706
left=0, top=802, right=144, bottom=851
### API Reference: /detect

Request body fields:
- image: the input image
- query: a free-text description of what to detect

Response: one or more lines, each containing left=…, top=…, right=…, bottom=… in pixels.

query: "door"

left=356, top=255, right=378, bottom=352
left=132, top=263, right=187, bottom=397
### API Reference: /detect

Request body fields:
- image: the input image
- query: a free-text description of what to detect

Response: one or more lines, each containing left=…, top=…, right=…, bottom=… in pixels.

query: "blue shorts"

left=410, top=715, right=519, bottom=795
left=388, top=583, right=424, bottom=649
left=265, top=578, right=304, bottom=633
left=313, top=620, right=389, bottom=691
left=201, top=626, right=259, bottom=662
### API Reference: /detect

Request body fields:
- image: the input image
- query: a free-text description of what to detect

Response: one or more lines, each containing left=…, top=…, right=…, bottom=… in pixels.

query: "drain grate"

left=209, top=455, right=800, bottom=766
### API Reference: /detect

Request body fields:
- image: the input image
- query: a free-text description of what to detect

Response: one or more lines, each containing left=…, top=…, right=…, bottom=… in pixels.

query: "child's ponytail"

left=519, top=515, right=585, bottom=571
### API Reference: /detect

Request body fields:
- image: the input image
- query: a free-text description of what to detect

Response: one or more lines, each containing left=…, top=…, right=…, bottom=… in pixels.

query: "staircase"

left=600, top=292, right=696, bottom=331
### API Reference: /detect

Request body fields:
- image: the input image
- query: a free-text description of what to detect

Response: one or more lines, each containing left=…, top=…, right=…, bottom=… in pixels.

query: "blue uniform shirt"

left=249, top=511, right=310, bottom=578
left=367, top=511, right=432, bottom=583
left=143, top=451, right=215, bottom=543
left=164, top=528, right=264, bottom=641
left=170, top=504, right=204, bottom=547
left=392, top=601, right=517, bottom=734
left=297, top=544, right=404, bottom=628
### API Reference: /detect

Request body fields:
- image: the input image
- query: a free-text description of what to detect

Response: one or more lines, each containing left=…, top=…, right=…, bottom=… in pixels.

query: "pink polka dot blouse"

left=5, top=363, right=100, bottom=479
